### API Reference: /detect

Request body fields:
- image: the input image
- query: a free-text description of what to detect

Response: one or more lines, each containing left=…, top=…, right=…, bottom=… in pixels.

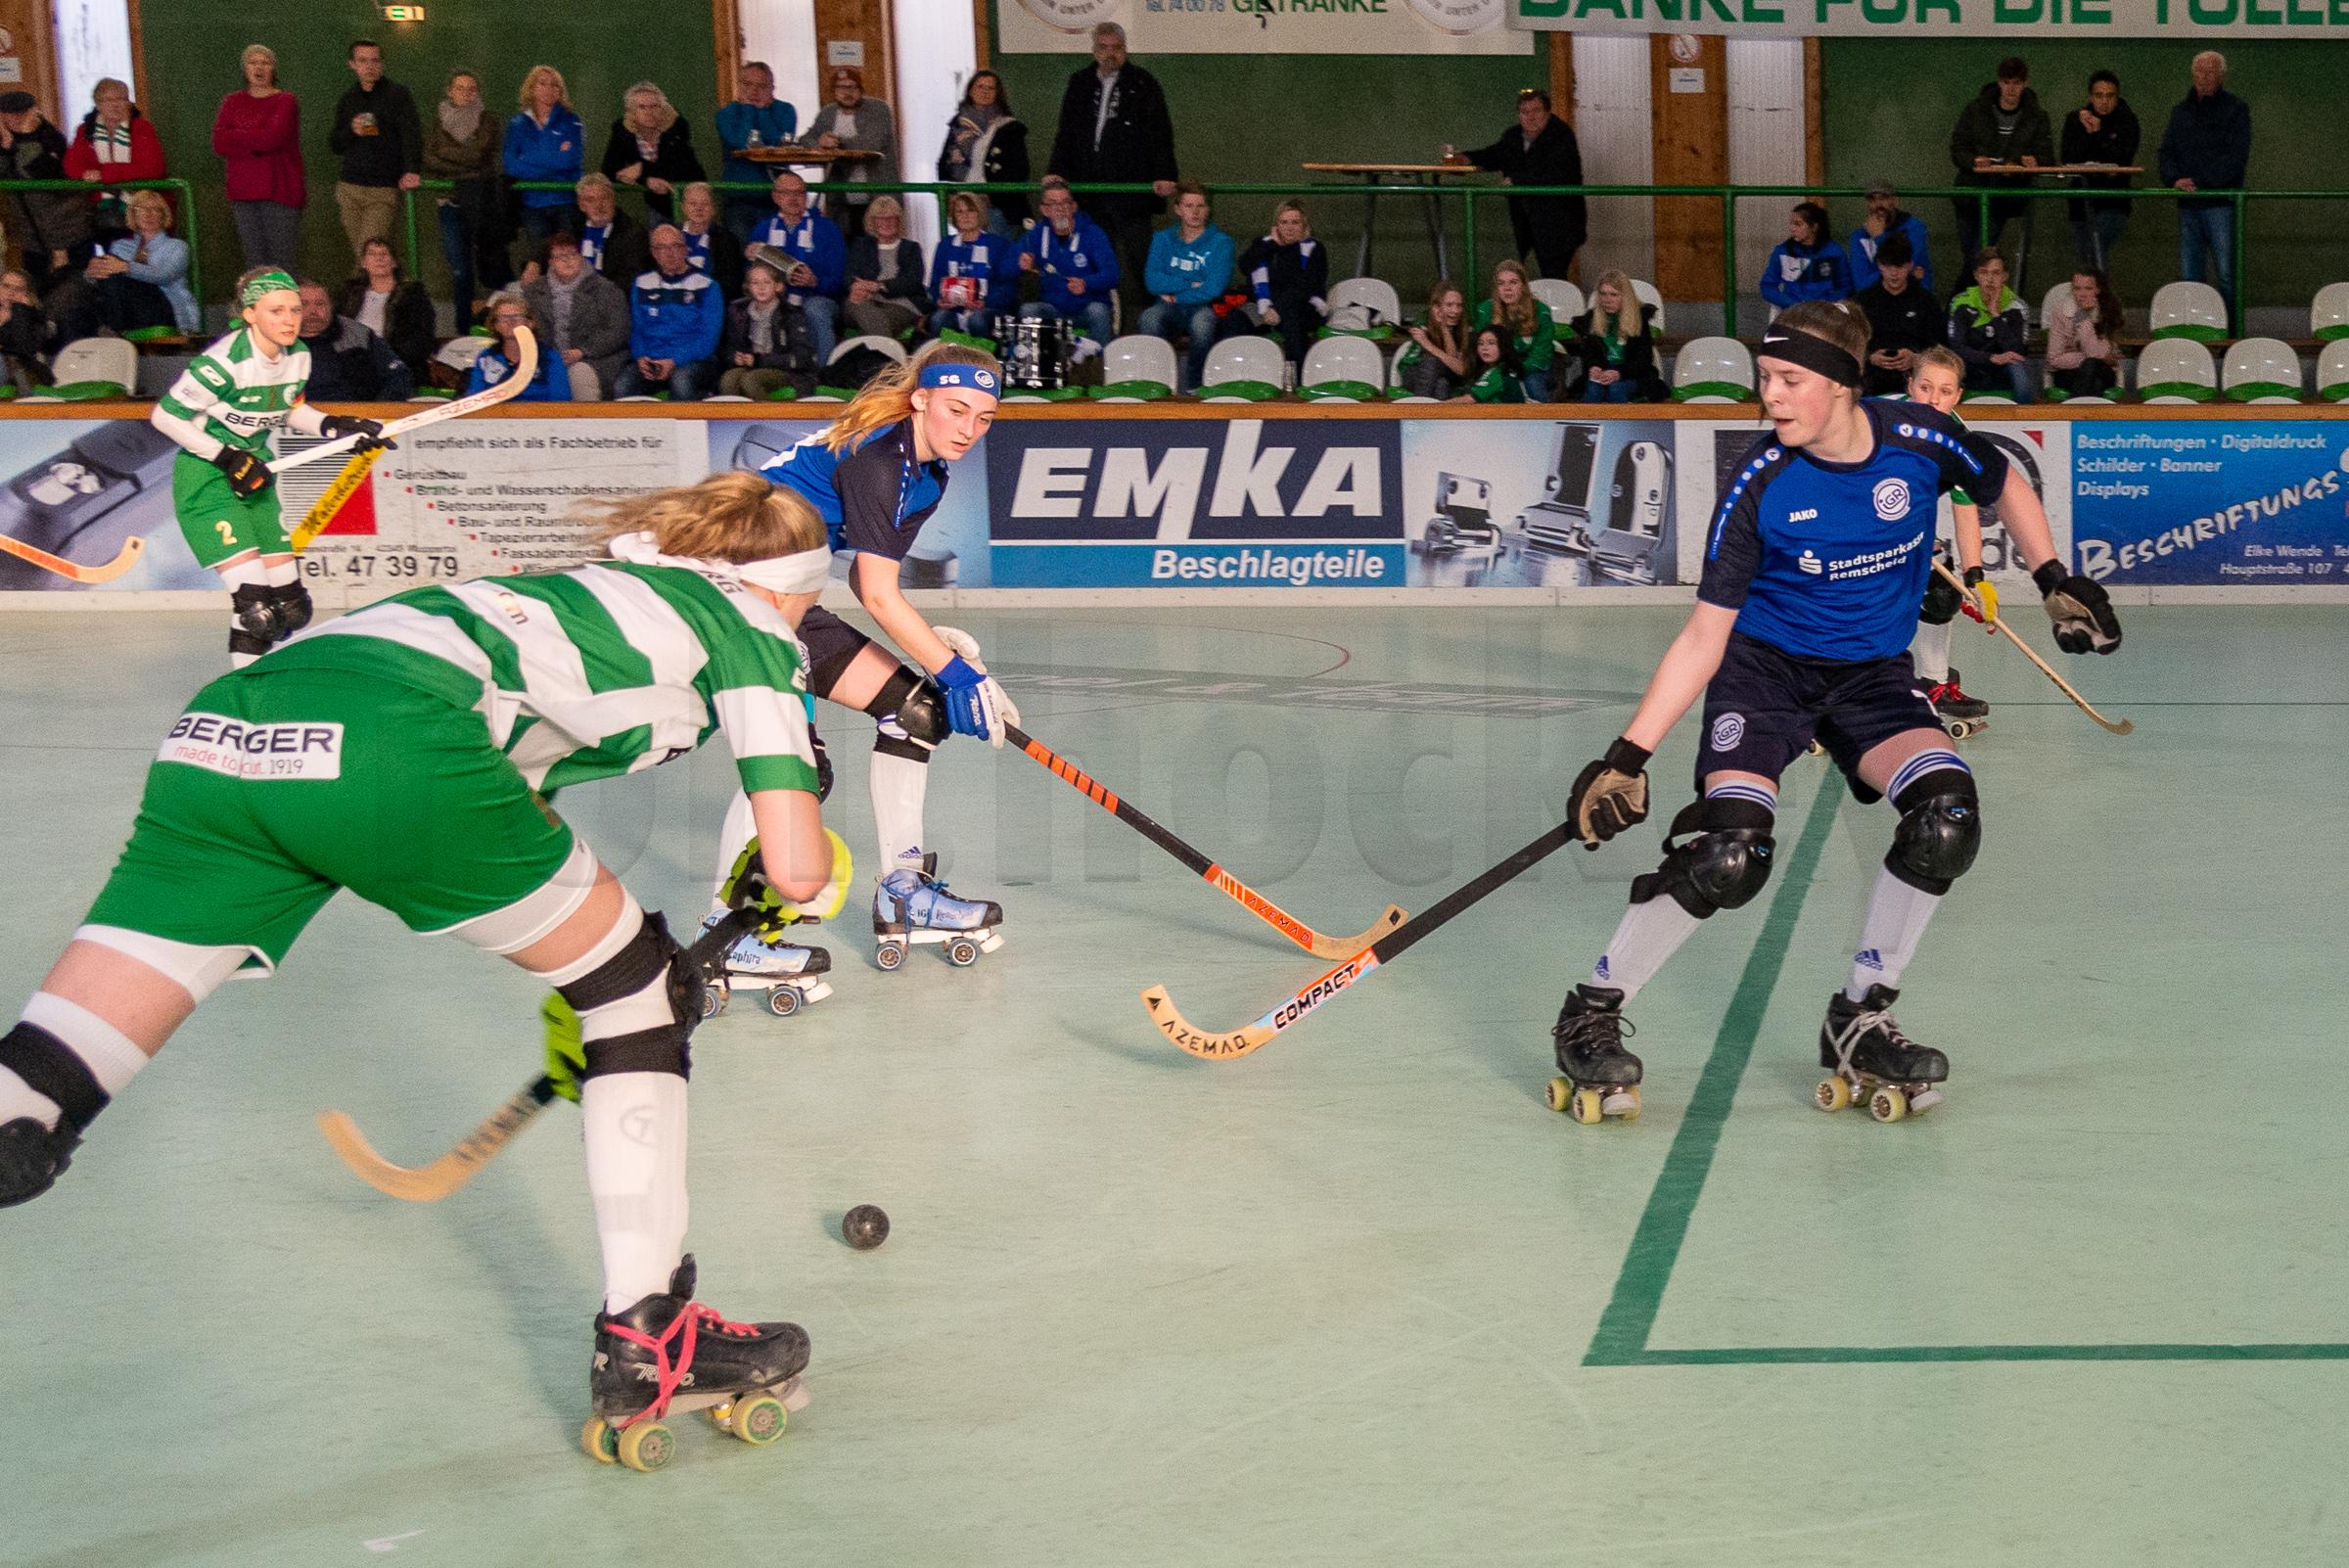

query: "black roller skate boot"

left=1817, top=985, right=1948, bottom=1123
left=1927, top=667, right=1989, bottom=740
left=1546, top=984, right=1642, bottom=1124
left=0, top=1117, right=78, bottom=1207
left=583, top=1255, right=812, bottom=1472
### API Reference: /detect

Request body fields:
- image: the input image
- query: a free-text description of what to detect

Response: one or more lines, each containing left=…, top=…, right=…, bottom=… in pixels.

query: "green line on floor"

left=1617, top=1343, right=2349, bottom=1364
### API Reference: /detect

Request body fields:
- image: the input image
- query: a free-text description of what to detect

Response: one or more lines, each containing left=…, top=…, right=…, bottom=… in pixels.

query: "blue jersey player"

left=1549, top=301, right=2123, bottom=1125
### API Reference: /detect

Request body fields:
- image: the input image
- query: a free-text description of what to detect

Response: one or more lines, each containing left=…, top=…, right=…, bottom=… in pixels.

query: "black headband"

left=1756, top=326, right=1862, bottom=389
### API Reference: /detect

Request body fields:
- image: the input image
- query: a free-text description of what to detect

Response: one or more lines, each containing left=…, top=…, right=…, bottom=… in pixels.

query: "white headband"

left=606, top=530, right=833, bottom=595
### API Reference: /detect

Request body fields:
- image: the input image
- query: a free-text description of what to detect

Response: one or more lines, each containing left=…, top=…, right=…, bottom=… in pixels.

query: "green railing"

left=0, top=177, right=206, bottom=313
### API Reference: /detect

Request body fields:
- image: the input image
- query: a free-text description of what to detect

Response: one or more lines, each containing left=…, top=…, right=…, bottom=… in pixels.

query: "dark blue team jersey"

left=758, top=418, right=948, bottom=561
left=1698, top=401, right=2007, bottom=662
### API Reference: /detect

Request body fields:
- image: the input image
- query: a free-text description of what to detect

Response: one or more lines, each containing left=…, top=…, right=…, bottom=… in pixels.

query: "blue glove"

left=934, top=655, right=1017, bottom=747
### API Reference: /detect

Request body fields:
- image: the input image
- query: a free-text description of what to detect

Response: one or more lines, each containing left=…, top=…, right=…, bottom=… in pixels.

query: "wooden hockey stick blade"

left=317, top=1075, right=558, bottom=1202
left=0, top=530, right=144, bottom=584
left=1934, top=562, right=2134, bottom=735
left=1006, top=723, right=1405, bottom=958
left=289, top=446, right=386, bottom=553
left=269, top=328, right=538, bottom=475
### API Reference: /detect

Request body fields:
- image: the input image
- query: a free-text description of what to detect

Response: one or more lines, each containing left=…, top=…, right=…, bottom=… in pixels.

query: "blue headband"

left=918, top=363, right=999, bottom=397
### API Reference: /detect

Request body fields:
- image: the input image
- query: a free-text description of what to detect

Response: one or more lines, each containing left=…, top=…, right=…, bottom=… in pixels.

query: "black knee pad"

left=868, top=666, right=947, bottom=761
left=266, top=580, right=313, bottom=637
left=557, top=910, right=695, bottom=1081
left=1918, top=569, right=1962, bottom=626
left=1886, top=769, right=1981, bottom=895
left=1631, top=797, right=1777, bottom=919
left=231, top=581, right=285, bottom=641
left=0, top=1021, right=108, bottom=1133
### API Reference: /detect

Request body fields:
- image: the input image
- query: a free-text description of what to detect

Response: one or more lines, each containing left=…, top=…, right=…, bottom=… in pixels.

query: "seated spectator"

left=1946, top=246, right=2032, bottom=401
left=1137, top=180, right=1232, bottom=392
left=715, top=62, right=797, bottom=242
left=48, top=188, right=196, bottom=343
left=0, top=269, right=54, bottom=390
left=523, top=229, right=631, bottom=399
left=1560, top=268, right=1665, bottom=402
left=1474, top=258, right=1557, bottom=400
left=1395, top=279, right=1470, bottom=399
left=298, top=276, right=413, bottom=400
left=338, top=238, right=436, bottom=381
left=1452, top=324, right=1524, bottom=404
left=935, top=69, right=1028, bottom=238
left=64, top=77, right=164, bottom=249
left=571, top=173, right=652, bottom=288
left=1847, top=180, right=1933, bottom=296
left=0, top=92, right=91, bottom=291
left=601, top=80, right=703, bottom=225
left=806, top=66, right=898, bottom=241
left=928, top=191, right=1016, bottom=345
left=1853, top=233, right=1945, bottom=396
left=466, top=288, right=568, bottom=400
left=1227, top=198, right=1326, bottom=367
left=2060, top=70, right=2139, bottom=271
left=718, top=250, right=818, bottom=399
left=1949, top=57, right=2050, bottom=254
left=425, top=68, right=510, bottom=328
left=675, top=181, right=744, bottom=300
left=749, top=170, right=845, bottom=365
left=1018, top=176, right=1118, bottom=354
left=1761, top=202, right=1850, bottom=311
left=2045, top=266, right=2124, bottom=398
left=615, top=223, right=721, bottom=399
left=505, top=65, right=584, bottom=246
left=844, top=195, right=928, bottom=341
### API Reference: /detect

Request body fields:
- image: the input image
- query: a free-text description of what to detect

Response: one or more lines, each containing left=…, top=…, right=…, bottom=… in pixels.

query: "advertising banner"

left=1511, top=0, right=2349, bottom=40
left=1004, top=0, right=1527, bottom=54
left=2071, top=423, right=2349, bottom=585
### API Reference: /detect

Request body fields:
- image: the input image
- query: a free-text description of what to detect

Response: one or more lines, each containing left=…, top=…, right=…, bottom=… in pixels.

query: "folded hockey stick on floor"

left=1935, top=562, right=2135, bottom=736
left=0, top=530, right=144, bottom=584
left=1143, top=820, right=1577, bottom=1061
left=288, top=446, right=388, bottom=553
left=268, top=327, right=538, bottom=476
left=1006, top=722, right=1405, bottom=960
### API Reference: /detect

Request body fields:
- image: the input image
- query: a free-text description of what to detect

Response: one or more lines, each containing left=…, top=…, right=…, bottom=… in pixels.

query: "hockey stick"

left=0, top=530, right=144, bottom=584
left=1006, top=722, right=1405, bottom=960
left=1143, top=820, right=1577, bottom=1061
left=288, top=446, right=387, bottom=553
left=268, top=327, right=537, bottom=476
left=1934, top=562, right=2134, bottom=736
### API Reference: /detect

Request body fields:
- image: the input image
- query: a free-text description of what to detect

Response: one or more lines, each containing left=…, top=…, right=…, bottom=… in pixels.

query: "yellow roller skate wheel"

left=617, top=1419, right=676, bottom=1472
left=581, top=1417, right=618, bottom=1464
left=1570, top=1086, right=1605, bottom=1126
left=1868, top=1085, right=1909, bottom=1124
left=728, top=1392, right=788, bottom=1446
left=1544, top=1077, right=1574, bottom=1114
left=1816, top=1076, right=1851, bottom=1113
left=1614, top=1085, right=1641, bottom=1122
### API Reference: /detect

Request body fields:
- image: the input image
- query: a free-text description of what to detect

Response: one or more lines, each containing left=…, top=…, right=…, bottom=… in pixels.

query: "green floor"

left=5, top=604, right=2345, bottom=1567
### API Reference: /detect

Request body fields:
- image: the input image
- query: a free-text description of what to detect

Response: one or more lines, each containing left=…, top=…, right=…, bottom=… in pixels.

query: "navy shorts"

left=797, top=605, right=878, bottom=695
left=1696, top=631, right=1943, bottom=804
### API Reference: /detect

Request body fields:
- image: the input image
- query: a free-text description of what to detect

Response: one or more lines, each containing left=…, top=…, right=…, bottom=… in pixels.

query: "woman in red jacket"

left=211, top=43, right=304, bottom=270
left=64, top=77, right=164, bottom=249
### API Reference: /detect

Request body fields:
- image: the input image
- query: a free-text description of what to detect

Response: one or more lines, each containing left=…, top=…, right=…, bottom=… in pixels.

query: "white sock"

left=262, top=556, right=299, bottom=589
left=1913, top=618, right=1953, bottom=684
left=1589, top=898, right=1703, bottom=1003
left=581, top=1073, right=689, bottom=1314
left=1847, top=866, right=1945, bottom=1001
left=870, top=750, right=931, bottom=877
left=709, top=791, right=757, bottom=917
left=0, top=994, right=153, bottom=1129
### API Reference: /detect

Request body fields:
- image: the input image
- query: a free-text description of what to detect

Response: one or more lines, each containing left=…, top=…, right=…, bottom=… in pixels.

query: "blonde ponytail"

left=821, top=338, right=1003, bottom=453
left=589, top=472, right=824, bottom=563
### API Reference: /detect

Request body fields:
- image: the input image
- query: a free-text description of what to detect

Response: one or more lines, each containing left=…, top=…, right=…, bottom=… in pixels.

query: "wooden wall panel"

left=1649, top=33, right=1726, bottom=305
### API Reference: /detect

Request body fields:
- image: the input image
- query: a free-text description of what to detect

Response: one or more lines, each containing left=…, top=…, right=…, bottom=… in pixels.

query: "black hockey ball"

left=843, top=1204, right=890, bottom=1250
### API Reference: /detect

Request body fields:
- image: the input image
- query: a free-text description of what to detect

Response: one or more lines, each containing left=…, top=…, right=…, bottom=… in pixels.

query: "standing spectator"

left=1228, top=199, right=1327, bottom=369
left=1453, top=325, right=1525, bottom=404
left=0, top=94, right=89, bottom=291
left=714, top=62, right=797, bottom=243
left=1853, top=234, right=1945, bottom=396
left=297, top=277, right=412, bottom=400
left=1047, top=21, right=1177, bottom=322
left=2045, top=266, right=2125, bottom=398
left=1138, top=181, right=1232, bottom=392
left=2061, top=70, right=2140, bottom=271
left=0, top=269, right=52, bottom=390
left=328, top=40, right=422, bottom=261
left=523, top=229, right=631, bottom=398
left=675, top=181, right=744, bottom=300
left=616, top=223, right=722, bottom=399
left=601, top=81, right=704, bottom=225
left=1560, top=269, right=1665, bottom=402
left=750, top=170, right=845, bottom=365
left=50, top=188, right=197, bottom=342
left=806, top=66, right=897, bottom=240
left=1946, top=247, right=2032, bottom=402
left=1948, top=57, right=2051, bottom=254
left=505, top=65, right=585, bottom=248
left=1018, top=177, right=1118, bottom=353
left=1847, top=181, right=1934, bottom=296
left=64, top=78, right=164, bottom=250
left=466, top=290, right=567, bottom=401
left=928, top=192, right=1015, bottom=344
left=1761, top=202, right=1851, bottom=311
left=1395, top=279, right=1470, bottom=399
left=843, top=195, right=928, bottom=341
left=571, top=174, right=652, bottom=288
left=338, top=238, right=436, bottom=382
left=2158, top=51, right=2251, bottom=323
left=937, top=69, right=1030, bottom=237
left=214, top=44, right=304, bottom=273
left=717, top=250, right=817, bottom=398
left=424, top=69, right=509, bottom=328
left=1474, top=258, right=1557, bottom=399
left=1449, top=89, right=1586, bottom=281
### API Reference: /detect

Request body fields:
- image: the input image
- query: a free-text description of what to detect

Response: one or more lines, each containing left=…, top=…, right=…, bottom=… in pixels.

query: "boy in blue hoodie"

left=1760, top=201, right=1851, bottom=311
left=1136, top=180, right=1232, bottom=391
left=616, top=224, right=724, bottom=399
left=1018, top=177, right=1118, bottom=353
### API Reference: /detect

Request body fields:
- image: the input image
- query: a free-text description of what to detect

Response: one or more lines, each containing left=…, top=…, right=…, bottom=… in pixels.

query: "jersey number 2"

left=216, top=521, right=237, bottom=545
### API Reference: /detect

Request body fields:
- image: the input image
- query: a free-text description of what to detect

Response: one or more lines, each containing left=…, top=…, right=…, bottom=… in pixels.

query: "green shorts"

left=84, top=644, right=575, bottom=968
left=173, top=449, right=287, bottom=567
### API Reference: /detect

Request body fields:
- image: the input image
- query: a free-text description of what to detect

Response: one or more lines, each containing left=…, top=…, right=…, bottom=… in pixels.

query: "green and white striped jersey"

left=153, top=325, right=321, bottom=461
left=280, top=562, right=820, bottom=796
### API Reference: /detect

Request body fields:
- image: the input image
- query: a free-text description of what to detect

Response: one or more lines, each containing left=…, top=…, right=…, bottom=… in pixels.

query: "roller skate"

left=0, top=1116, right=78, bottom=1208
left=696, top=911, right=833, bottom=1021
left=871, top=853, right=1003, bottom=971
left=1816, top=984, right=1947, bottom=1123
left=582, top=1255, right=812, bottom=1473
left=1926, top=668, right=1989, bottom=741
left=1545, top=984, right=1642, bottom=1124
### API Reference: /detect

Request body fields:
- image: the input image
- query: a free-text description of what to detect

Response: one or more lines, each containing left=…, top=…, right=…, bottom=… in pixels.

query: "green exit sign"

left=381, top=3, right=426, bottom=19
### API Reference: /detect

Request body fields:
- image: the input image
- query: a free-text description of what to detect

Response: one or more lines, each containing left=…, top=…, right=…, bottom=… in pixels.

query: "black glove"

left=1568, top=736, right=1652, bottom=850
left=207, top=445, right=270, bottom=499
left=318, top=414, right=393, bottom=454
left=2033, top=559, right=2122, bottom=655
left=812, top=732, right=834, bottom=803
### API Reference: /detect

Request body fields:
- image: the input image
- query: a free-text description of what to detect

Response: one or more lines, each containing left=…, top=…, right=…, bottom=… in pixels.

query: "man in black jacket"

left=0, top=94, right=88, bottom=291
left=328, top=40, right=422, bottom=263
left=1451, top=89, right=1586, bottom=281
left=297, top=279, right=414, bottom=402
left=2158, top=51, right=2251, bottom=323
left=1852, top=235, right=1946, bottom=397
left=2059, top=70, right=2140, bottom=272
left=1948, top=57, right=2052, bottom=254
left=1047, top=21, right=1176, bottom=321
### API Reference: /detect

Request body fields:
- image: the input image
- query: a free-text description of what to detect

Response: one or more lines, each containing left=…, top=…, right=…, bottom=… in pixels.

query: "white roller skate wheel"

left=946, top=938, right=980, bottom=967
left=978, top=930, right=1004, bottom=954
left=1816, top=1076, right=1852, bottom=1113
left=875, top=941, right=906, bottom=972
left=1601, top=1088, right=1640, bottom=1121
left=778, top=1375, right=811, bottom=1412
left=1868, top=1085, right=1910, bottom=1124
left=1910, top=1087, right=1944, bottom=1113
left=764, top=986, right=802, bottom=1018
left=800, top=979, right=834, bottom=1006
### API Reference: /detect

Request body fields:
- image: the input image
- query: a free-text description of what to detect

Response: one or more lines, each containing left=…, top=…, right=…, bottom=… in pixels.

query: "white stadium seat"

left=1200, top=335, right=1287, bottom=399
left=49, top=338, right=137, bottom=394
left=1670, top=337, right=1754, bottom=402
left=1631, top=279, right=1666, bottom=334
left=2133, top=338, right=2218, bottom=402
left=2148, top=281, right=2227, bottom=342
left=2222, top=337, right=2305, bottom=402
left=1325, top=277, right=1404, bottom=335
left=827, top=335, right=908, bottom=367
left=2311, top=282, right=2349, bottom=344
left=2318, top=340, right=2349, bottom=401
left=1529, top=278, right=1585, bottom=321
left=1299, top=336, right=1385, bottom=399
left=1096, top=334, right=1178, bottom=398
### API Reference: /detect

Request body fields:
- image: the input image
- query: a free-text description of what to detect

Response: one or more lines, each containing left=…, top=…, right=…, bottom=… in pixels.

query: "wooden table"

left=1302, top=161, right=1481, bottom=280
left=737, top=145, right=877, bottom=167
left=1958, top=165, right=2146, bottom=292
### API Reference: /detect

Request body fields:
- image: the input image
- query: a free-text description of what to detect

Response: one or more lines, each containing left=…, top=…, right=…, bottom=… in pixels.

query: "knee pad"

left=266, top=580, right=313, bottom=638
left=1631, top=797, right=1777, bottom=919
left=1886, top=770, right=1981, bottom=894
left=1918, top=569, right=1962, bottom=626
left=868, top=666, right=947, bottom=761
left=555, top=910, right=696, bottom=1081
left=0, top=1020, right=108, bottom=1134
left=230, top=581, right=286, bottom=642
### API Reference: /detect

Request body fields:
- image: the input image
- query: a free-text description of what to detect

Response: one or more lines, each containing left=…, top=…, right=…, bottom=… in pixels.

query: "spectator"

left=0, top=93, right=90, bottom=291
left=1018, top=177, right=1119, bottom=354
left=675, top=181, right=744, bottom=300
left=505, top=65, right=585, bottom=247
left=843, top=194, right=928, bottom=341
left=749, top=169, right=845, bottom=365
left=328, top=40, right=422, bottom=260
left=718, top=250, right=817, bottom=398
left=64, top=77, right=164, bottom=250
left=806, top=66, right=897, bottom=240
left=2158, top=50, right=2250, bottom=321
left=571, top=173, right=653, bottom=288
left=936, top=69, right=1030, bottom=237
left=2061, top=69, right=2140, bottom=271
left=424, top=69, right=510, bottom=328
left=714, top=62, right=797, bottom=243
left=1047, top=21, right=1177, bottom=321
left=1396, top=279, right=1470, bottom=399
left=1228, top=198, right=1327, bottom=368
left=1853, top=233, right=1946, bottom=396
left=1451, top=88, right=1586, bottom=281
left=602, top=80, right=704, bottom=225
left=1761, top=202, right=1851, bottom=312
left=1847, top=180, right=1934, bottom=296
left=298, top=277, right=413, bottom=400
left=928, top=191, right=1015, bottom=344
left=523, top=229, right=631, bottom=399
left=1453, top=325, right=1525, bottom=404
left=1474, top=257, right=1557, bottom=399
left=1948, top=56, right=2051, bottom=254
left=1946, top=247, right=2032, bottom=402
left=1560, top=268, right=1665, bottom=402
left=0, top=269, right=51, bottom=390
left=466, top=289, right=568, bottom=401
left=1138, top=180, right=1232, bottom=392
left=50, top=187, right=197, bottom=342
left=214, top=43, right=304, bottom=272
left=616, top=223, right=722, bottom=399
left=2046, top=266, right=2125, bottom=398
left=338, top=238, right=436, bottom=382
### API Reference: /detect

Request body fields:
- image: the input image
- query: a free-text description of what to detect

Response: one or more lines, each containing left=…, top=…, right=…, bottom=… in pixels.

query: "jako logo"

left=1797, top=548, right=1823, bottom=575
left=1872, top=479, right=1912, bottom=521
left=1787, top=507, right=1819, bottom=522
left=1005, top=421, right=1387, bottom=540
